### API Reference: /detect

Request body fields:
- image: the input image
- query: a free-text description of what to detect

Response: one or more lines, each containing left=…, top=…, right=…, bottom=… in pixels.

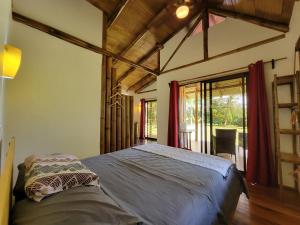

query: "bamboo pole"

left=100, top=15, right=108, bottom=155
left=105, top=57, right=113, bottom=153
left=130, top=96, right=134, bottom=146
left=126, top=96, right=131, bottom=148
left=111, top=68, right=117, bottom=152
left=121, top=95, right=126, bottom=149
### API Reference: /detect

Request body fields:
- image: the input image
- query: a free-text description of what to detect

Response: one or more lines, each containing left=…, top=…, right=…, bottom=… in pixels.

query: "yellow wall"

left=0, top=0, right=11, bottom=170
left=4, top=0, right=103, bottom=170
left=152, top=3, right=300, bottom=187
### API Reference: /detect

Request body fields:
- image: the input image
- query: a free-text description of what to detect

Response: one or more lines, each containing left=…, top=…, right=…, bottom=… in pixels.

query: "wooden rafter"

left=117, top=45, right=162, bottom=82
left=112, top=3, right=169, bottom=65
left=107, top=0, right=130, bottom=28
left=160, top=33, right=286, bottom=75
left=161, top=12, right=204, bottom=72
left=127, top=74, right=156, bottom=92
left=135, top=78, right=157, bottom=93
left=208, top=8, right=289, bottom=33
left=12, top=12, right=158, bottom=76
left=118, top=7, right=205, bottom=84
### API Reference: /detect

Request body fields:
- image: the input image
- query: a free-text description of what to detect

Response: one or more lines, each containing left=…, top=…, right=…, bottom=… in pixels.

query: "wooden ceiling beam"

left=118, top=6, right=205, bottom=83
left=135, top=78, right=157, bottom=93
left=117, top=45, right=162, bottom=82
left=161, top=12, right=204, bottom=72
left=107, top=0, right=130, bottom=28
left=202, top=5, right=209, bottom=60
left=160, top=33, right=286, bottom=75
left=12, top=12, right=158, bottom=76
left=208, top=8, right=289, bottom=33
left=127, top=74, right=156, bottom=92
left=112, top=4, right=169, bottom=65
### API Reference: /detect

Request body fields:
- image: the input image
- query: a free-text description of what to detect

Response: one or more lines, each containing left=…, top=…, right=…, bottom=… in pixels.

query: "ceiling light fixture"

left=176, top=5, right=189, bottom=19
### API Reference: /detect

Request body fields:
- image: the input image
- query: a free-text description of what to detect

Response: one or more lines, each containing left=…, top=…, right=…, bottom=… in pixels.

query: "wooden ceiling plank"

left=209, top=7, right=289, bottom=32
left=161, top=12, right=204, bottom=72
left=12, top=12, right=158, bottom=76
left=161, top=34, right=286, bottom=75
left=107, top=0, right=131, bottom=28
left=117, top=45, right=162, bottom=82
left=86, top=0, right=118, bottom=15
left=112, top=4, right=168, bottom=65
left=281, top=0, right=296, bottom=23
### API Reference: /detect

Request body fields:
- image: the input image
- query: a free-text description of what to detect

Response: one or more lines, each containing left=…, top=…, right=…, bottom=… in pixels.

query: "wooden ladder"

left=273, top=72, right=300, bottom=191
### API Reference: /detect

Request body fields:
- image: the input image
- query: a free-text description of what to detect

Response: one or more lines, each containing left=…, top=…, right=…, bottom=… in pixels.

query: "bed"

left=11, top=144, right=247, bottom=225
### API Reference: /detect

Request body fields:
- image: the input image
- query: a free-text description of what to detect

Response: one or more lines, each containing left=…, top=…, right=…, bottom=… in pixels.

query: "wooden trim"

left=202, top=6, right=209, bottom=60
left=117, top=46, right=162, bottom=82
left=100, top=15, right=108, bottom=154
left=161, top=34, right=286, bottom=75
left=161, top=12, right=204, bottom=72
left=0, top=137, right=15, bottom=225
left=107, top=0, right=130, bottom=28
left=208, top=8, right=289, bottom=33
left=12, top=12, right=158, bottom=76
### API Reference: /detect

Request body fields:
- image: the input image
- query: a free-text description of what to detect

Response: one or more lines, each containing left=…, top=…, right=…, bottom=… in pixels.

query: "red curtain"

left=246, top=60, right=276, bottom=186
left=168, top=81, right=180, bottom=147
left=139, top=99, right=145, bottom=139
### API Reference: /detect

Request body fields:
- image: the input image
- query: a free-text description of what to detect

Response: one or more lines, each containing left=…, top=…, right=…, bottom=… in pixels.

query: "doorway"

left=179, top=73, right=248, bottom=172
left=145, top=100, right=157, bottom=140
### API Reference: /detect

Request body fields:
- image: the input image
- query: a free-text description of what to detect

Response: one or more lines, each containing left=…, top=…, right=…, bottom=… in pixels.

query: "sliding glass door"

left=145, top=100, right=157, bottom=140
left=179, top=73, right=248, bottom=172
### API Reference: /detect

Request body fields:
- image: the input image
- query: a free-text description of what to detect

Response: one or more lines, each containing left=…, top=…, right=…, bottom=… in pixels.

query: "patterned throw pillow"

left=24, top=154, right=100, bottom=202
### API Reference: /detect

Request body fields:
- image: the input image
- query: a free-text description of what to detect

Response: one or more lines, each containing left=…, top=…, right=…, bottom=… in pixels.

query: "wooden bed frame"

left=0, top=138, right=15, bottom=225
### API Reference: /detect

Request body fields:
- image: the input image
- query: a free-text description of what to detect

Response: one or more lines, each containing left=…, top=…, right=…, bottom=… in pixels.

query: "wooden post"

left=121, top=95, right=126, bottom=149
left=100, top=15, right=108, bottom=154
left=111, top=68, right=117, bottom=152
left=117, top=93, right=122, bottom=150
left=130, top=96, right=134, bottom=146
left=202, top=6, right=209, bottom=60
left=105, top=57, right=113, bottom=153
left=126, top=96, right=131, bottom=148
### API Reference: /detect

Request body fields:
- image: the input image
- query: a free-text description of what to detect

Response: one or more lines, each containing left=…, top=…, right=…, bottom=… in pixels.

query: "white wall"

left=156, top=2, right=300, bottom=187
left=4, top=0, right=103, bottom=169
left=0, top=0, right=12, bottom=169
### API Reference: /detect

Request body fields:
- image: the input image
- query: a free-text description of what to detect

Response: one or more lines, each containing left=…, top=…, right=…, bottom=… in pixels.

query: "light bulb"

left=176, top=5, right=189, bottom=19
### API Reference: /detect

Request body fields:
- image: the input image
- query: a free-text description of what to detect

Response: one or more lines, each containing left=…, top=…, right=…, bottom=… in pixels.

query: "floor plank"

left=232, top=184, right=300, bottom=225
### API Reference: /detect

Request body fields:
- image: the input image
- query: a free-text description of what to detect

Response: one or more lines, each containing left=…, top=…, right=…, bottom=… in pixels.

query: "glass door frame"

left=200, top=73, right=248, bottom=173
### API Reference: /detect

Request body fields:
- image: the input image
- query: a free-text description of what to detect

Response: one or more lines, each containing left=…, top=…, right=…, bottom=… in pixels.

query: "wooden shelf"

left=280, top=153, right=300, bottom=164
left=280, top=129, right=300, bottom=135
left=276, top=75, right=294, bottom=85
left=278, top=103, right=298, bottom=108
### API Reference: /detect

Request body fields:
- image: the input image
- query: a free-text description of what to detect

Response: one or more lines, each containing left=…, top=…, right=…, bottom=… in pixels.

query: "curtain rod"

left=173, top=57, right=287, bottom=86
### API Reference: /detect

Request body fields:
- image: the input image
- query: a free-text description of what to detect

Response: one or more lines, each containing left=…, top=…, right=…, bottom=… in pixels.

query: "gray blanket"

left=83, top=149, right=245, bottom=225
left=12, top=148, right=245, bottom=225
left=12, top=186, right=141, bottom=225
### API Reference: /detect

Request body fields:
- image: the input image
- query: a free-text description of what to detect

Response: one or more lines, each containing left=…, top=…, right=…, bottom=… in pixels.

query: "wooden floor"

left=232, top=184, right=300, bottom=225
